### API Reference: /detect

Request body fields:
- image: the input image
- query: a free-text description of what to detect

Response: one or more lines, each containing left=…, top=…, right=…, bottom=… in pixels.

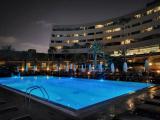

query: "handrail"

left=25, top=85, right=49, bottom=104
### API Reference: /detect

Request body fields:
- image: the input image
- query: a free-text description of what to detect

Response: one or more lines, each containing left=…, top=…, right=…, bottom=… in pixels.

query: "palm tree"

left=118, top=46, right=128, bottom=62
left=90, top=41, right=103, bottom=70
left=48, top=47, right=57, bottom=62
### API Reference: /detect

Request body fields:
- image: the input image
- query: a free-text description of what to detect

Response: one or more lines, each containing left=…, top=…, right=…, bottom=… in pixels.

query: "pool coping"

left=0, top=81, right=157, bottom=119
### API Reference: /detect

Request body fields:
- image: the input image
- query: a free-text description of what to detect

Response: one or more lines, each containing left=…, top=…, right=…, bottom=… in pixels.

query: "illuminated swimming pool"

left=0, top=76, right=152, bottom=110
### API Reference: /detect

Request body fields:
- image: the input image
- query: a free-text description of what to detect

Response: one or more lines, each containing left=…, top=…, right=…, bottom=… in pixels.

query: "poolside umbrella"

left=144, top=59, right=149, bottom=72
left=81, top=64, right=84, bottom=72
left=56, top=64, right=59, bottom=71
left=74, top=64, right=77, bottom=72
left=33, top=65, right=37, bottom=72
left=123, top=62, right=128, bottom=73
left=16, top=66, right=19, bottom=72
left=111, top=63, right=115, bottom=73
left=66, top=63, right=69, bottom=72
left=99, top=63, right=103, bottom=72
left=25, top=65, right=28, bottom=72
left=70, top=64, right=73, bottom=70
left=89, top=64, right=92, bottom=72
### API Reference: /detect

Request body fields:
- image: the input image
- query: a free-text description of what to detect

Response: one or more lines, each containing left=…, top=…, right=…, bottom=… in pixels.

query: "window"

left=87, top=33, right=94, bottom=35
left=134, top=14, right=142, bottom=18
left=142, top=26, right=153, bottom=33
left=51, top=40, right=54, bottom=43
left=121, top=39, right=132, bottom=45
left=106, top=36, right=112, bottom=40
left=55, top=40, right=62, bottom=43
left=105, top=21, right=114, bottom=26
left=106, top=27, right=121, bottom=33
left=131, top=31, right=140, bottom=35
left=74, top=34, right=79, bottom=37
left=96, top=38, right=102, bottom=41
left=56, top=46, right=62, bottom=50
left=112, top=35, right=120, bottom=38
left=146, top=6, right=160, bottom=15
left=154, top=6, right=160, bottom=13
left=80, top=40, right=86, bottom=42
left=147, top=9, right=153, bottom=15
left=95, top=24, right=104, bottom=29
left=52, top=34, right=55, bottom=37
left=132, top=23, right=141, bottom=27
left=72, top=40, right=79, bottom=43
left=88, top=39, right=94, bottom=42
left=142, top=19, right=152, bottom=24
left=65, top=40, right=70, bottom=44
left=96, top=31, right=103, bottom=34
left=88, top=26, right=95, bottom=29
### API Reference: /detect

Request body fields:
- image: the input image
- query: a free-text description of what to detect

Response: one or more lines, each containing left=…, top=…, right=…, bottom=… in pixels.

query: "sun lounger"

left=10, top=114, right=32, bottom=120
left=145, top=98, right=160, bottom=105
left=154, top=94, right=160, bottom=99
left=0, top=106, right=18, bottom=114
left=117, top=114, right=154, bottom=120
left=0, top=111, right=31, bottom=120
left=0, top=100, right=6, bottom=104
left=135, top=103, right=160, bottom=119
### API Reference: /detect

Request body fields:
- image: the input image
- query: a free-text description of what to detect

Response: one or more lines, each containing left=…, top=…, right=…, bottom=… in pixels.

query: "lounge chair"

left=0, top=100, right=6, bottom=105
left=116, top=114, right=154, bottom=120
left=10, top=114, right=32, bottom=120
left=0, top=105, right=18, bottom=114
left=135, top=103, right=160, bottom=119
left=0, top=110, right=31, bottom=120
left=144, top=98, right=160, bottom=106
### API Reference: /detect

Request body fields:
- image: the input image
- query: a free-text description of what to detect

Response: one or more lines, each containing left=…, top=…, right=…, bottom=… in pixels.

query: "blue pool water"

left=0, top=76, right=152, bottom=110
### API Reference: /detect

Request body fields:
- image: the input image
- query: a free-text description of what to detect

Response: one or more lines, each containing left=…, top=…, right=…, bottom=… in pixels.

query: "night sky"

left=0, top=0, right=152, bottom=53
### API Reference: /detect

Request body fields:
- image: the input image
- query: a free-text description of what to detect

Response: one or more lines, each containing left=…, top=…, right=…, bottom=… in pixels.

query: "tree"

left=90, top=41, right=103, bottom=70
left=48, top=47, right=57, bottom=62
left=118, top=46, right=128, bottom=62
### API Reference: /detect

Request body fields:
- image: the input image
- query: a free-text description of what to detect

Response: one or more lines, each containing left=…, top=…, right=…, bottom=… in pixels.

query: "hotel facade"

left=49, top=1, right=160, bottom=71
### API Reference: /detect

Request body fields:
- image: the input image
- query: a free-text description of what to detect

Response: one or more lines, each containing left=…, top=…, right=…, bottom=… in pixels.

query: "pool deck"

left=0, top=81, right=159, bottom=120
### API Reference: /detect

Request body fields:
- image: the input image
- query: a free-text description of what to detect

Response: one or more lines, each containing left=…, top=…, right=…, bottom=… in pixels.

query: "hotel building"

left=49, top=0, right=160, bottom=71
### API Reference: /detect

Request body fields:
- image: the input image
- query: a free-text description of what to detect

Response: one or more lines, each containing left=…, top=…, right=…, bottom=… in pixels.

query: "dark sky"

left=0, top=0, right=152, bottom=53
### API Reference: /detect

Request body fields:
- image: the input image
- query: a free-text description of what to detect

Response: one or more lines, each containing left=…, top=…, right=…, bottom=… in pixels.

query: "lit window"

left=66, top=40, right=70, bottom=44
left=105, top=21, right=113, bottom=26
left=147, top=9, right=153, bottom=15
left=106, top=30, right=112, bottom=33
left=114, top=27, right=121, bottom=32
left=83, top=33, right=86, bottom=36
left=95, top=24, right=104, bottom=29
left=121, top=39, right=132, bottom=45
left=56, top=35, right=60, bottom=37
left=72, top=40, right=79, bottom=43
left=134, top=14, right=141, bottom=18
left=56, top=46, right=62, bottom=50
left=154, top=6, right=160, bottom=12
left=74, top=34, right=79, bottom=37
left=157, top=16, right=160, bottom=20
left=106, top=36, right=112, bottom=40
left=142, top=26, right=153, bottom=33
left=106, top=27, right=121, bottom=33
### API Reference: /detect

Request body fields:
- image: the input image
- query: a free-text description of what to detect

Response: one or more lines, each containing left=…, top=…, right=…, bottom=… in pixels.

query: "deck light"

left=87, top=71, right=91, bottom=75
left=149, top=62, right=152, bottom=66
left=157, top=70, right=160, bottom=74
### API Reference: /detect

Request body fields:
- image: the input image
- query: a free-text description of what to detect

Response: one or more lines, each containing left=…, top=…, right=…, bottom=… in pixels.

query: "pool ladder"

left=25, top=86, right=50, bottom=104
